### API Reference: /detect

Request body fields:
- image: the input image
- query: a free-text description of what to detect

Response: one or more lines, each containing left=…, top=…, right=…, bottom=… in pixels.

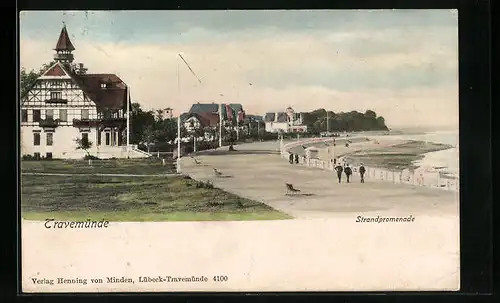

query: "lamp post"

left=176, top=56, right=181, bottom=174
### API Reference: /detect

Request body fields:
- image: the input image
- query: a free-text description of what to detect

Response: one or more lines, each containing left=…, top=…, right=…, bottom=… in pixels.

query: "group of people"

left=288, top=153, right=300, bottom=164
left=288, top=152, right=366, bottom=184
left=334, top=160, right=366, bottom=184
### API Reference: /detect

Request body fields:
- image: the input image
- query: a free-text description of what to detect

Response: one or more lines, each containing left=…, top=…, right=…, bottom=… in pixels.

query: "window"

left=34, top=152, right=41, bottom=160
left=50, top=91, right=62, bottom=100
left=46, top=152, right=52, bottom=159
left=59, top=109, right=67, bottom=122
left=105, top=133, right=110, bottom=145
left=46, top=109, right=54, bottom=120
left=33, top=110, right=41, bottom=122
left=81, top=109, right=89, bottom=120
left=82, top=133, right=89, bottom=142
left=97, top=132, right=101, bottom=145
left=21, top=110, right=28, bottom=122
left=33, top=133, right=40, bottom=146
left=101, top=83, right=107, bottom=88
left=46, top=133, right=53, bottom=146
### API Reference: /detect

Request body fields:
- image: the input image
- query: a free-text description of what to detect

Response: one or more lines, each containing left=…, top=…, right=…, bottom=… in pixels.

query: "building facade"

left=20, top=25, right=148, bottom=159
left=264, top=107, right=307, bottom=133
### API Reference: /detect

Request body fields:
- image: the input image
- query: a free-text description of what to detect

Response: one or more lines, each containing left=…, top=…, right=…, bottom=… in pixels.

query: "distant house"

left=246, top=114, right=263, bottom=122
left=264, top=107, right=307, bottom=133
left=188, top=102, right=243, bottom=115
left=188, top=102, right=219, bottom=114
left=183, top=112, right=219, bottom=132
left=183, top=102, right=245, bottom=130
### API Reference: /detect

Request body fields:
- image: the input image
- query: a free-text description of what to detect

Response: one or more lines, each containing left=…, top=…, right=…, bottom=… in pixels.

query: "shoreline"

left=282, top=138, right=458, bottom=191
left=285, top=137, right=453, bottom=172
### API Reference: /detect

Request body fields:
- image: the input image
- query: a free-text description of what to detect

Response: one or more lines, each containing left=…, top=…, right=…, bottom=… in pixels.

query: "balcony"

left=39, top=118, right=60, bottom=128
left=73, top=118, right=100, bottom=127
left=45, top=98, right=68, bottom=104
left=54, top=53, right=74, bottom=62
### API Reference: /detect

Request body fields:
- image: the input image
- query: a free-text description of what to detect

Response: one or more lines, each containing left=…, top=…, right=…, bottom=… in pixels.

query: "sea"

left=365, top=129, right=459, bottom=178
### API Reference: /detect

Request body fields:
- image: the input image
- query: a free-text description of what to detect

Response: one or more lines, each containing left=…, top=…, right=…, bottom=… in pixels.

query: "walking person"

left=344, top=164, right=352, bottom=183
left=359, top=163, right=366, bottom=183
left=334, top=163, right=343, bottom=183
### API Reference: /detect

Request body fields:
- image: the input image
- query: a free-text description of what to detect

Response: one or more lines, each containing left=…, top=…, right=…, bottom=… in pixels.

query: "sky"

left=19, top=10, right=459, bottom=129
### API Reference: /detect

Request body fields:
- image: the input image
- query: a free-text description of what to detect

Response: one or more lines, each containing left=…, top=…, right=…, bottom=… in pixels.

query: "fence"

left=281, top=137, right=336, bottom=156
left=281, top=150, right=459, bottom=192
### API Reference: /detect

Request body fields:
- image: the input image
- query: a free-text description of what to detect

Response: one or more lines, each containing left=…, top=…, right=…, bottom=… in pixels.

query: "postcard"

left=19, top=9, right=460, bottom=292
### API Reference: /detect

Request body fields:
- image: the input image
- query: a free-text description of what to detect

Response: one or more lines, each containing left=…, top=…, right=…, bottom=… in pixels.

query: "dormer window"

left=101, top=80, right=112, bottom=89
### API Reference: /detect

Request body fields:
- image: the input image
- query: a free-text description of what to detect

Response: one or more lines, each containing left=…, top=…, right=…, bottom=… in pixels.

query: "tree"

left=75, top=136, right=94, bottom=166
left=141, top=125, right=157, bottom=153
left=130, top=102, right=155, bottom=144
left=155, top=109, right=164, bottom=121
left=301, top=108, right=388, bottom=132
left=364, top=110, right=377, bottom=119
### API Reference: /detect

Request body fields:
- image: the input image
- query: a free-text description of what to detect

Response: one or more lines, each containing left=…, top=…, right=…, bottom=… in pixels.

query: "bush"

left=195, top=180, right=214, bottom=189
left=22, top=154, right=35, bottom=161
left=83, top=155, right=101, bottom=160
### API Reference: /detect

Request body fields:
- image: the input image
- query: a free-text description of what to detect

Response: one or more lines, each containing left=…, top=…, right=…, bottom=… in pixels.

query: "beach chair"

left=213, top=168, right=223, bottom=177
left=285, top=183, right=301, bottom=195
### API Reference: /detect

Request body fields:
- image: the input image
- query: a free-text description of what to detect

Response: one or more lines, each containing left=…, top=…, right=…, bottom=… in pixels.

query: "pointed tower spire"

left=54, top=23, right=75, bottom=64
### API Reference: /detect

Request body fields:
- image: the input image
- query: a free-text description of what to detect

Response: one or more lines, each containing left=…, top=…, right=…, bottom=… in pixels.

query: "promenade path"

left=181, top=141, right=459, bottom=219
left=21, top=172, right=177, bottom=177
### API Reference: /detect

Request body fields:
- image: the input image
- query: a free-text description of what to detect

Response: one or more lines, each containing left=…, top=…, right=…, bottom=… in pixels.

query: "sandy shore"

left=285, top=137, right=454, bottom=172
left=286, top=137, right=402, bottom=158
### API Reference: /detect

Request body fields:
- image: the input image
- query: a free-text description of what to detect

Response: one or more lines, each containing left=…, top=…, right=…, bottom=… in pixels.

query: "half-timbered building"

left=20, top=25, right=149, bottom=159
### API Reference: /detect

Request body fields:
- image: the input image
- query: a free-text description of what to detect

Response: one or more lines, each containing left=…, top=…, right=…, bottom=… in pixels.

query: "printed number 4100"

left=213, top=275, right=228, bottom=282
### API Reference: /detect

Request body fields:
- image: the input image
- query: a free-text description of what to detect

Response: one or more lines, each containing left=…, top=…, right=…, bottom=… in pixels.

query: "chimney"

left=75, top=63, right=87, bottom=75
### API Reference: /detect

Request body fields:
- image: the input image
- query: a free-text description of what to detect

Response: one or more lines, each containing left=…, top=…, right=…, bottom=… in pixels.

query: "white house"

left=20, top=25, right=149, bottom=159
left=264, top=107, right=308, bottom=133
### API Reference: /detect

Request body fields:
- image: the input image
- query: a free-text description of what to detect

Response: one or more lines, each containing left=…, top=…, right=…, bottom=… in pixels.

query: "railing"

left=281, top=150, right=459, bottom=192
left=73, top=118, right=100, bottom=127
left=44, top=98, right=68, bottom=104
left=39, top=119, right=60, bottom=128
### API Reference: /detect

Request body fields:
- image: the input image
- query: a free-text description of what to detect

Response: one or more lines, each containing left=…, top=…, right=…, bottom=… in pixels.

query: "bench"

left=213, top=168, right=223, bottom=177
left=285, top=183, right=301, bottom=195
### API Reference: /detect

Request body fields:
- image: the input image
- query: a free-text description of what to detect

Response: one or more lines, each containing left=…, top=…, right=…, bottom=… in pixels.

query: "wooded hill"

left=301, top=109, right=388, bottom=133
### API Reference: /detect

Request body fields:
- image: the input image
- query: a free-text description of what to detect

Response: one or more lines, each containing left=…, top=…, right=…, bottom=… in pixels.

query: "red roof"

left=186, top=112, right=219, bottom=128
left=77, top=74, right=127, bottom=109
left=44, top=64, right=67, bottom=76
left=198, top=112, right=220, bottom=127
left=56, top=64, right=128, bottom=110
left=55, top=26, right=75, bottom=51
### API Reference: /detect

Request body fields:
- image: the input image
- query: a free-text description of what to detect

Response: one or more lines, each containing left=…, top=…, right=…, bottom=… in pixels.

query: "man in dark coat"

left=344, top=164, right=352, bottom=183
left=359, top=163, right=366, bottom=183
left=289, top=153, right=294, bottom=164
left=334, top=163, right=343, bottom=183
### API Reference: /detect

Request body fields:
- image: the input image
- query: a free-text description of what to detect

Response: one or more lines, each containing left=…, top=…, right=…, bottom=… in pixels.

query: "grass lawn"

left=344, top=140, right=453, bottom=171
left=21, top=174, right=292, bottom=222
left=21, top=158, right=176, bottom=175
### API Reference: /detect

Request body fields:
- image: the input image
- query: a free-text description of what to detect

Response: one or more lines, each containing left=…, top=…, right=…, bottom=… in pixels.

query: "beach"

left=281, top=129, right=459, bottom=192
